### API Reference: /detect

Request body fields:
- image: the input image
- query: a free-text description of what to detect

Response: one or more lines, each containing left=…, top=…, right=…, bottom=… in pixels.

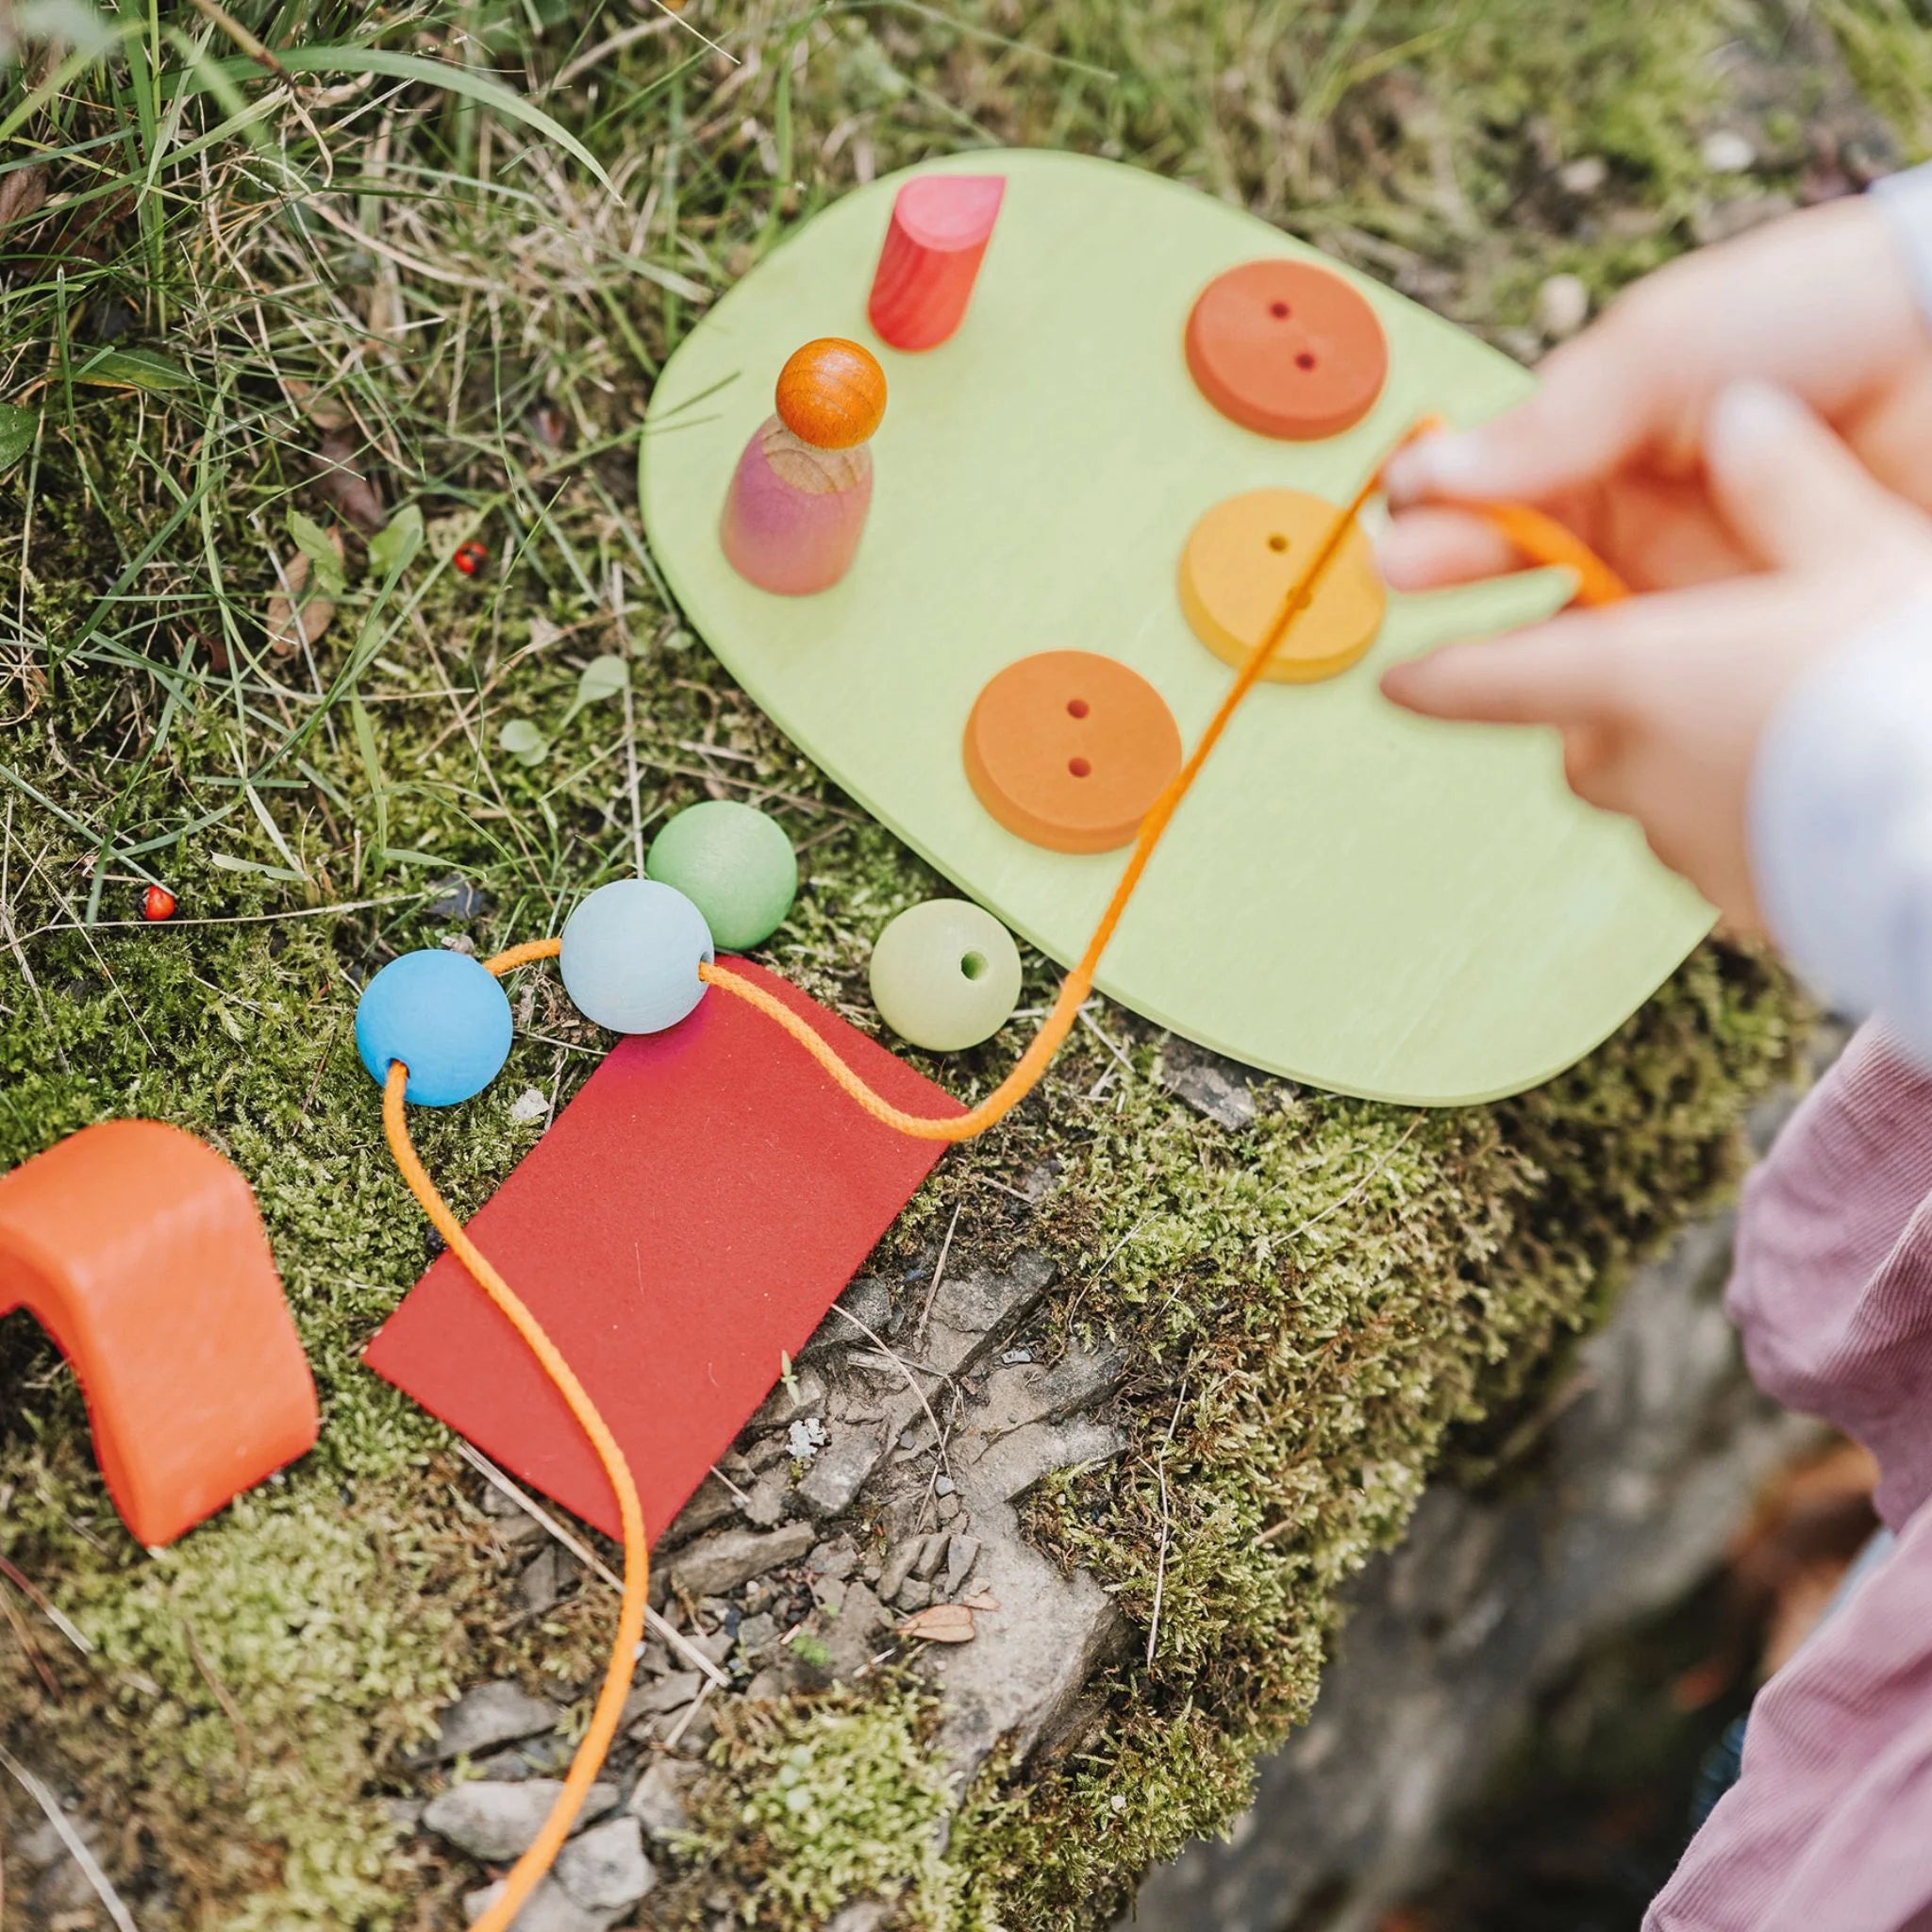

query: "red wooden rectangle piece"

left=364, top=958, right=956, bottom=1542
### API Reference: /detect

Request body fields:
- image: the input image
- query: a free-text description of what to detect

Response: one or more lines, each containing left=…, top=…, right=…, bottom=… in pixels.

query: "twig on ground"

left=0, top=1748, right=141, bottom=1932
left=454, top=1442, right=726, bottom=1689
left=1144, top=1381, right=1188, bottom=1669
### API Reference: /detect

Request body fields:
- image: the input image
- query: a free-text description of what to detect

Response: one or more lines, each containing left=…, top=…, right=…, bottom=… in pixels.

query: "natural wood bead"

left=774, top=338, right=887, bottom=450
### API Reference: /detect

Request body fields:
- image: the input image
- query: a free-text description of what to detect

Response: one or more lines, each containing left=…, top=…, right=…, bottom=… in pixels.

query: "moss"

left=691, top=1685, right=991, bottom=1931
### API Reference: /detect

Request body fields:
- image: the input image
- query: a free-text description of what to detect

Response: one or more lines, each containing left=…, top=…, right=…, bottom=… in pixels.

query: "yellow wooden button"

left=1177, top=489, right=1386, bottom=683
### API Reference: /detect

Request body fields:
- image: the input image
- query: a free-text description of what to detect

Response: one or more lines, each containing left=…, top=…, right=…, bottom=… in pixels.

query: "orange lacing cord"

left=382, top=947, right=648, bottom=1932
left=375, top=416, right=1624, bottom=1914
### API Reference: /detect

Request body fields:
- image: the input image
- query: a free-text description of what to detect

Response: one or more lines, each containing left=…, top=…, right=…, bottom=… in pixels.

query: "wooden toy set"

left=4, top=149, right=1708, bottom=1932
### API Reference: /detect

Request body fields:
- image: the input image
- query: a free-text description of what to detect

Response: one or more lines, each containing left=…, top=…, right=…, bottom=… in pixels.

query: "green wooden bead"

left=868, top=899, right=1022, bottom=1053
left=646, top=801, right=797, bottom=952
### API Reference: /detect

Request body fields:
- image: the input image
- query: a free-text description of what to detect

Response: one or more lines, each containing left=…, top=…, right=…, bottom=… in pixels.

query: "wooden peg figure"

left=720, top=339, right=887, bottom=595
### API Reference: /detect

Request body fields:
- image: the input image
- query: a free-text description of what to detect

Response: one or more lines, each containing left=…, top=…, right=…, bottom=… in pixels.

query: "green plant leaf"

left=184, top=47, right=613, bottom=192
left=73, top=346, right=192, bottom=391
left=286, top=508, right=347, bottom=598
left=558, top=652, right=629, bottom=728
left=497, top=720, right=549, bottom=765
left=366, top=505, right=424, bottom=581
left=0, top=404, right=38, bottom=473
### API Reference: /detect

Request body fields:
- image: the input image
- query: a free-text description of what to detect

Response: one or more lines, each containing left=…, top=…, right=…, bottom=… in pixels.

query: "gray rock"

left=658, top=1473, right=738, bottom=1549
left=1557, top=154, right=1608, bottom=194
left=823, top=1580, right=888, bottom=1677
left=808, top=1536, right=859, bottom=1582
left=427, top=876, right=491, bottom=922
left=943, top=1534, right=982, bottom=1597
left=661, top=1522, right=813, bottom=1596
left=897, top=1577, right=932, bottom=1611
left=1156, top=1039, right=1257, bottom=1129
left=556, top=1815, right=657, bottom=1912
left=1702, top=126, right=1757, bottom=172
left=929, top=1251, right=1055, bottom=1338
left=464, top=1875, right=610, bottom=1932
left=421, top=1681, right=561, bottom=1763
left=628, top=1757, right=700, bottom=1842
left=736, top=1611, right=779, bottom=1663
left=803, top=1275, right=893, bottom=1356
left=877, top=1540, right=924, bottom=1602
left=740, top=1464, right=791, bottom=1528
left=424, top=1778, right=618, bottom=1861
left=625, top=1671, right=700, bottom=1721
left=796, top=1424, right=890, bottom=1518
left=910, top=1530, right=948, bottom=1581
left=516, top=1547, right=561, bottom=1615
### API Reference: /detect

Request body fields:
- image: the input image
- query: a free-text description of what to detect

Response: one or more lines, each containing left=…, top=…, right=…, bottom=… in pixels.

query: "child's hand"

left=1379, top=384, right=1932, bottom=928
left=1377, top=196, right=1932, bottom=596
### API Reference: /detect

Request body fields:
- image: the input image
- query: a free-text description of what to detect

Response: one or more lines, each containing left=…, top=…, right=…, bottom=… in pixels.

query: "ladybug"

left=453, top=540, right=488, bottom=577
left=142, top=885, right=176, bottom=922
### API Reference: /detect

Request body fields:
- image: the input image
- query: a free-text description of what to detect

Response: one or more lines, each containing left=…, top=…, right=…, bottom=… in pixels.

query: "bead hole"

left=960, top=951, right=988, bottom=981
left=1068, top=757, right=1092, bottom=778
left=1267, top=533, right=1289, bottom=553
left=1295, top=351, right=1316, bottom=370
left=1066, top=697, right=1090, bottom=718
left=1270, top=301, right=1291, bottom=318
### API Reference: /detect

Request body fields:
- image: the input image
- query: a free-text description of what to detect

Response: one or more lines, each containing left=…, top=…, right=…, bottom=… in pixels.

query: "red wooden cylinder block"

left=868, top=175, right=1006, bottom=353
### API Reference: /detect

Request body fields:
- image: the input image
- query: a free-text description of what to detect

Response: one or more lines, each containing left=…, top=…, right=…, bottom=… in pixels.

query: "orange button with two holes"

left=1185, top=259, right=1389, bottom=441
left=964, top=652, right=1183, bottom=854
left=1179, top=489, right=1387, bottom=683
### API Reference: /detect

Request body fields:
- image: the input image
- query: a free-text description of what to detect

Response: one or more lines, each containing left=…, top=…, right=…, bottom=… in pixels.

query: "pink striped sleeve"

left=1728, top=1024, right=1932, bottom=1531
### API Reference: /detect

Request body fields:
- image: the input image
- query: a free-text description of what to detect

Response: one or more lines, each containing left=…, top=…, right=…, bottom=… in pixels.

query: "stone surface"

left=465, top=1875, right=610, bottom=1932
left=1156, top=1038, right=1258, bottom=1129
left=424, top=1779, right=618, bottom=1862
left=661, top=1522, right=814, bottom=1596
left=555, top=1815, right=657, bottom=1911
left=628, top=1757, right=700, bottom=1841
left=1128, top=1097, right=1820, bottom=1932
left=420, top=1681, right=561, bottom=1764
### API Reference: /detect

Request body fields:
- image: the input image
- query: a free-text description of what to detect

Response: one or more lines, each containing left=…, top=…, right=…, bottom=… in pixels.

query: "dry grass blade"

left=0, top=1748, right=141, bottom=1932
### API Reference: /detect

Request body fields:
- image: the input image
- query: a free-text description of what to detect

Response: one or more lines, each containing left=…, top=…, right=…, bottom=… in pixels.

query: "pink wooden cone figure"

left=868, top=175, right=1006, bottom=352
left=721, top=337, right=887, bottom=596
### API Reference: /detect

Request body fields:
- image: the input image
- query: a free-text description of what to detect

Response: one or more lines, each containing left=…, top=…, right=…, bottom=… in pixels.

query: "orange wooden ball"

left=774, top=338, right=887, bottom=449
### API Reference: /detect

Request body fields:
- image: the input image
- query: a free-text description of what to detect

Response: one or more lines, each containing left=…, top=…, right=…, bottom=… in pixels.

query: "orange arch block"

left=0, top=1121, right=317, bottom=1547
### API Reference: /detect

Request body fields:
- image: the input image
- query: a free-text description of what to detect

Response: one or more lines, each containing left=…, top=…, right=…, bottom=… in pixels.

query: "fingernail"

left=1383, top=429, right=1488, bottom=505
left=1707, top=378, right=1805, bottom=459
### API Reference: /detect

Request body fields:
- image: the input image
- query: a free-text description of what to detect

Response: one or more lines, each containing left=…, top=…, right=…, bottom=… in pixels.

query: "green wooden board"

left=641, top=149, right=1712, bottom=1105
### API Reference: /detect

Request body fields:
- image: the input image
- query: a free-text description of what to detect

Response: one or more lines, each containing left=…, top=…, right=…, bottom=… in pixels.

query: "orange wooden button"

left=964, top=651, right=1183, bottom=854
left=1178, top=489, right=1387, bottom=683
left=1185, top=259, right=1389, bottom=441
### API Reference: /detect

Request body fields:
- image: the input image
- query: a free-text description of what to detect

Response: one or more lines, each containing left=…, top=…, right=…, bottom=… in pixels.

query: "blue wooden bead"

left=356, top=949, right=513, bottom=1106
left=559, top=879, right=714, bottom=1034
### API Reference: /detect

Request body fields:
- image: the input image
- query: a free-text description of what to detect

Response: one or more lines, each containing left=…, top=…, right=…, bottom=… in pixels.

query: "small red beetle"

left=453, top=540, right=488, bottom=576
left=142, top=885, right=177, bottom=922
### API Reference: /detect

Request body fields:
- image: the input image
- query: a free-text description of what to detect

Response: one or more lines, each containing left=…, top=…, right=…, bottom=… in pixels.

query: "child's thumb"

left=1705, top=380, right=1922, bottom=571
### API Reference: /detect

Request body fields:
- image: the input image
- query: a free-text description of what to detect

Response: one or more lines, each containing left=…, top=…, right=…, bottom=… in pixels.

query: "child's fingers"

left=1704, top=379, right=1932, bottom=573
left=1374, top=508, right=1522, bottom=591
left=1378, top=615, right=1623, bottom=727
left=1379, top=318, right=1656, bottom=509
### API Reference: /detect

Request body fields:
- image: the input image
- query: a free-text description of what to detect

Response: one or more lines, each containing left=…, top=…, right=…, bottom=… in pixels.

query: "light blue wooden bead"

left=559, top=879, right=714, bottom=1034
left=356, top=949, right=513, bottom=1106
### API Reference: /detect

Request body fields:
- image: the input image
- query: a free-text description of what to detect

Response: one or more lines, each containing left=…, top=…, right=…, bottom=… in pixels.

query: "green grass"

left=0, top=0, right=1907, bottom=1925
